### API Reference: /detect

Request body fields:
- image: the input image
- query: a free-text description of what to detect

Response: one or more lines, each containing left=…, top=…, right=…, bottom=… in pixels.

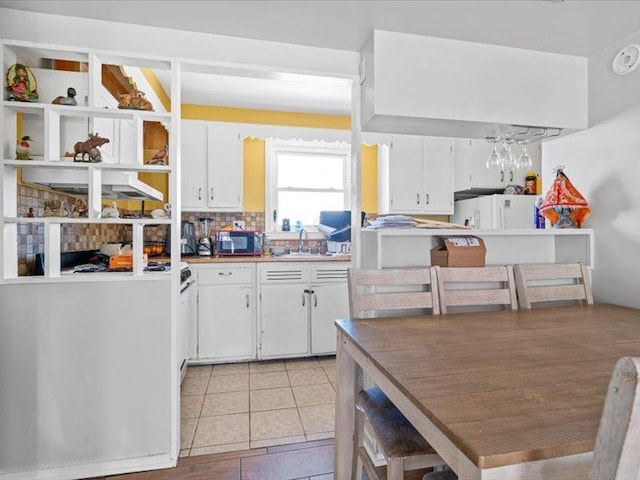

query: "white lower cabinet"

left=258, top=262, right=349, bottom=360
left=260, top=283, right=310, bottom=358
left=197, top=264, right=256, bottom=362
left=310, top=283, right=350, bottom=355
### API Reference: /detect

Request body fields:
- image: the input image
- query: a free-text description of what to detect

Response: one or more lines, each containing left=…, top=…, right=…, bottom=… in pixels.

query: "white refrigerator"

left=451, top=194, right=538, bottom=229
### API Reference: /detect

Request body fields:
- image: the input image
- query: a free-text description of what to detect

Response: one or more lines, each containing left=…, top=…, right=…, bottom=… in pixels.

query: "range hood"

left=22, top=168, right=163, bottom=201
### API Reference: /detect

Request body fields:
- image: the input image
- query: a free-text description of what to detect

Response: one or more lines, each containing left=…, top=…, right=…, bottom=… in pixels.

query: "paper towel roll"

left=317, top=224, right=336, bottom=237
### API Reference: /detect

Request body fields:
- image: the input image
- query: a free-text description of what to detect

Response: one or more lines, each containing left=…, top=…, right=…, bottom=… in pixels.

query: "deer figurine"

left=73, top=133, right=110, bottom=162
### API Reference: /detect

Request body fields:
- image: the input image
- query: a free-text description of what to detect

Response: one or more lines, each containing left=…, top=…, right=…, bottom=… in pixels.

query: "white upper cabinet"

left=379, top=135, right=454, bottom=215
left=423, top=137, right=454, bottom=213
left=207, top=124, right=243, bottom=211
left=181, top=121, right=243, bottom=212
left=181, top=122, right=207, bottom=209
left=386, top=135, right=424, bottom=212
left=454, top=138, right=541, bottom=192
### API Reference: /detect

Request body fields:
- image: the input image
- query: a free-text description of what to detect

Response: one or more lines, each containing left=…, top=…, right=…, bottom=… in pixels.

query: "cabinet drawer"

left=198, top=265, right=254, bottom=285
left=310, top=263, right=349, bottom=283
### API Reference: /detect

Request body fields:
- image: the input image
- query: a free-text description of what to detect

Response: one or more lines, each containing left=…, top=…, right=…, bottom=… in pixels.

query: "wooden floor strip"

left=100, top=440, right=335, bottom=480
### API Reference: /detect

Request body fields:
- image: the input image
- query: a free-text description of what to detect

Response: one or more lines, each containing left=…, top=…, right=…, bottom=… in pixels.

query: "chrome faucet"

left=298, top=228, right=309, bottom=253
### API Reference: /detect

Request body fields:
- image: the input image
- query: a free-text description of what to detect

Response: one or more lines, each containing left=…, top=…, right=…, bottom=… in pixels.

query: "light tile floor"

left=180, top=356, right=336, bottom=457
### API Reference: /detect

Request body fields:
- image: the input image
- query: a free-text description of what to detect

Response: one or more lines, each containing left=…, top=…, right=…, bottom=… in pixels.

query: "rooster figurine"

left=16, top=135, right=33, bottom=160
left=146, top=144, right=168, bottom=165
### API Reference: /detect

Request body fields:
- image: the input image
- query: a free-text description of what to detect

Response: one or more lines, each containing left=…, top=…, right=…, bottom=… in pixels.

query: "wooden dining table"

left=334, top=304, right=640, bottom=480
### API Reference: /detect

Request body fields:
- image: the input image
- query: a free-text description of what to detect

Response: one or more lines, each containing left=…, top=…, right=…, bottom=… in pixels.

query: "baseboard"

left=0, top=453, right=175, bottom=480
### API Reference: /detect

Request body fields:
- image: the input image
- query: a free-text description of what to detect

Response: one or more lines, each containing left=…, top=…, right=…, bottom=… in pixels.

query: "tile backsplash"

left=15, top=184, right=269, bottom=275
left=181, top=211, right=265, bottom=237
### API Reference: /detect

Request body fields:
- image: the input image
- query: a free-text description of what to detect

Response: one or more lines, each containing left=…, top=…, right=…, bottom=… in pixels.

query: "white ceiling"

left=4, top=0, right=640, bottom=114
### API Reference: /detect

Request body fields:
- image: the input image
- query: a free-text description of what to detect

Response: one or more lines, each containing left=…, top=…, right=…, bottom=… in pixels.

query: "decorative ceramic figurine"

left=540, top=166, right=591, bottom=228
left=73, top=133, right=109, bottom=162
left=146, top=144, right=168, bottom=165
left=5, top=64, right=38, bottom=102
left=72, top=198, right=88, bottom=218
left=52, top=87, right=77, bottom=106
left=151, top=203, right=171, bottom=219
left=44, top=200, right=69, bottom=217
left=118, top=89, right=153, bottom=111
left=101, top=201, right=120, bottom=219
left=16, top=135, right=33, bottom=160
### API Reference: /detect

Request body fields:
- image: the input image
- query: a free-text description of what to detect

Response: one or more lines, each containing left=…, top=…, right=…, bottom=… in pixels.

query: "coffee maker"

left=198, top=217, right=213, bottom=256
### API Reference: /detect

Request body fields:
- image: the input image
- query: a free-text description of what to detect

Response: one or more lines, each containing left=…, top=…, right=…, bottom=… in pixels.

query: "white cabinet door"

left=469, top=139, right=504, bottom=188
left=188, top=282, right=198, bottom=360
left=388, top=135, right=423, bottom=213
left=259, top=284, right=309, bottom=358
left=423, top=137, right=454, bottom=214
left=508, top=142, right=542, bottom=187
left=198, top=285, right=254, bottom=360
left=310, top=283, right=349, bottom=355
left=207, top=124, right=243, bottom=211
left=181, top=122, right=207, bottom=209
left=454, top=138, right=504, bottom=190
left=179, top=283, right=192, bottom=370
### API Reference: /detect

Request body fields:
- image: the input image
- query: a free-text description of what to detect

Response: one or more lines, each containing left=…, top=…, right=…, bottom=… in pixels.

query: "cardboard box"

left=430, top=236, right=486, bottom=267
left=109, top=253, right=148, bottom=270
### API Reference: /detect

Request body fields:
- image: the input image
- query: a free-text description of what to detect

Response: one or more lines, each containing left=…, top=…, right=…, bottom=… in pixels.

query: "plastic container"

left=534, top=196, right=545, bottom=229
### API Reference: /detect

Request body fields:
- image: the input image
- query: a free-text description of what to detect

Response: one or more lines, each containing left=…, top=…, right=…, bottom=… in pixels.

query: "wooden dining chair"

left=348, top=267, right=440, bottom=318
left=434, top=265, right=518, bottom=314
left=347, top=267, right=445, bottom=480
left=513, top=263, right=593, bottom=309
left=591, top=357, right=640, bottom=480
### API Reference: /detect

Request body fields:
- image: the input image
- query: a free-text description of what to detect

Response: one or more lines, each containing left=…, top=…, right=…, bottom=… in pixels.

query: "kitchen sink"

left=280, top=251, right=325, bottom=258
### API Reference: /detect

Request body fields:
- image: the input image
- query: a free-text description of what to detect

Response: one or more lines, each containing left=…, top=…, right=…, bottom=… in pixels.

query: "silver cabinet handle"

left=218, top=272, right=232, bottom=276
left=313, top=293, right=318, bottom=308
left=416, top=193, right=420, bottom=205
left=246, top=294, right=250, bottom=308
left=302, top=293, right=306, bottom=307
left=198, top=187, right=202, bottom=200
left=210, top=187, right=215, bottom=200
left=509, top=170, right=514, bottom=182
left=425, top=193, right=430, bottom=205
left=500, top=171, right=505, bottom=183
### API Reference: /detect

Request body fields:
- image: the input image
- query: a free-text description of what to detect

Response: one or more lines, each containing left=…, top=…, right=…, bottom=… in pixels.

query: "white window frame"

left=265, top=138, right=351, bottom=233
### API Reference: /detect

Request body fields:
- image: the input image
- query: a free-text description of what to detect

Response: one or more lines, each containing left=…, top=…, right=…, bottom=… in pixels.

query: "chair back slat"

left=358, top=292, right=435, bottom=312
left=435, top=265, right=517, bottom=314
left=348, top=267, right=440, bottom=317
left=514, top=263, right=593, bottom=309
left=444, top=289, right=514, bottom=308
left=591, top=357, right=640, bottom=480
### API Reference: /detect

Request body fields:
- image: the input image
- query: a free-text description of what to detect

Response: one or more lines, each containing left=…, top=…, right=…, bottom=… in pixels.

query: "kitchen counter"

left=153, top=254, right=351, bottom=264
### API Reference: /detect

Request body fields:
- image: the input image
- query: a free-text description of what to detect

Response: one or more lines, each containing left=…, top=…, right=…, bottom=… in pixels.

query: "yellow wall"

left=182, top=105, right=378, bottom=214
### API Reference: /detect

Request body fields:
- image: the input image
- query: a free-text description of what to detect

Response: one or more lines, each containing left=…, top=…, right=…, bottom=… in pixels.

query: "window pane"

left=278, top=153, right=344, bottom=189
left=278, top=191, right=344, bottom=226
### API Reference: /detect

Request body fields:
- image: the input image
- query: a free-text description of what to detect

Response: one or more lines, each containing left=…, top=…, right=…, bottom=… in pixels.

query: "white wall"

left=0, top=8, right=358, bottom=78
left=543, top=105, right=640, bottom=308
left=0, top=280, right=172, bottom=476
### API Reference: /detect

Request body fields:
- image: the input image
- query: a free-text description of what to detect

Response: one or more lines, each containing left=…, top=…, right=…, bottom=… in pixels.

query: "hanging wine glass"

left=485, top=143, right=500, bottom=169
left=519, top=144, right=533, bottom=170
left=499, top=140, right=514, bottom=170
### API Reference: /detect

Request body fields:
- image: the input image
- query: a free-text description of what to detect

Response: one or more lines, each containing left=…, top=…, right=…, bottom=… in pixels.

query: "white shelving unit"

left=361, top=228, right=594, bottom=269
left=0, top=40, right=179, bottom=282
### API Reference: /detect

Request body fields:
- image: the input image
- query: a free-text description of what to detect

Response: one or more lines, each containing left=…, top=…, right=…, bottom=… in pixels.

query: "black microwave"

left=216, top=231, right=263, bottom=256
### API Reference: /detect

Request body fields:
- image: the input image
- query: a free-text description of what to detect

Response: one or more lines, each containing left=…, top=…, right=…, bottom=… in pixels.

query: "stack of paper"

left=366, top=215, right=416, bottom=229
